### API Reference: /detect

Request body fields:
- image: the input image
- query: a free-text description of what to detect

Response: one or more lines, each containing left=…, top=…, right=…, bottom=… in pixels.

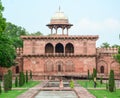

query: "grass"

left=77, top=80, right=106, bottom=88
left=77, top=80, right=120, bottom=98
left=12, top=80, right=40, bottom=88
left=0, top=80, right=40, bottom=98
left=0, top=89, right=26, bottom=98
left=89, top=89, right=120, bottom=98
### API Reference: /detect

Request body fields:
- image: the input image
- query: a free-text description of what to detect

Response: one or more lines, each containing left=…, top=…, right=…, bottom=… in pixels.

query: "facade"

left=0, top=9, right=119, bottom=80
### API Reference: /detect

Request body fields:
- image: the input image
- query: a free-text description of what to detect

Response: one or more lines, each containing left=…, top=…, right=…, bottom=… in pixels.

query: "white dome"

left=51, top=12, right=68, bottom=20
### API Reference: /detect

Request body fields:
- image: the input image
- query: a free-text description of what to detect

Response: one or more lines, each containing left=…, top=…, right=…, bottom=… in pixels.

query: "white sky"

left=1, top=0, right=120, bottom=47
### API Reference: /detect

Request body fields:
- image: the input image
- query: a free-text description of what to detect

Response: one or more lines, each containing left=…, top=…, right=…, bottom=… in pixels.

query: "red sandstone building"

left=0, top=9, right=119, bottom=79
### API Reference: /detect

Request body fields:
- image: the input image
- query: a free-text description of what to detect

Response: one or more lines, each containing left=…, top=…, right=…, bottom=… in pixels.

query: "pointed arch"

left=45, top=43, right=54, bottom=53
left=100, top=66, right=104, bottom=73
left=65, top=43, right=74, bottom=53
left=45, top=60, right=53, bottom=72
left=65, top=60, right=74, bottom=72
left=56, top=61, right=64, bottom=72
left=16, top=66, right=19, bottom=74
left=55, top=43, right=64, bottom=53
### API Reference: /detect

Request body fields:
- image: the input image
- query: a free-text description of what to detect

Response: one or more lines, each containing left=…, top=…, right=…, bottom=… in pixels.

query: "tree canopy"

left=0, top=33, right=16, bottom=67
left=0, top=0, right=6, bottom=33
left=114, top=47, right=120, bottom=64
left=100, top=42, right=110, bottom=48
left=0, top=1, right=16, bottom=68
left=4, top=22, right=28, bottom=48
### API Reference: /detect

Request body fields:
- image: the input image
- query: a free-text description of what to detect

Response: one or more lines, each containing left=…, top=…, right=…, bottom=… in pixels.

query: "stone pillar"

left=51, top=28, right=53, bottom=34
left=62, top=28, right=64, bottom=35
left=67, top=28, right=69, bottom=35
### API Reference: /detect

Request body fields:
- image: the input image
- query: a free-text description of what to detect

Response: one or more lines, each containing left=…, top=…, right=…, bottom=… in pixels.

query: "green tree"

left=3, top=74, right=9, bottom=92
left=0, top=1, right=16, bottom=68
left=87, top=70, right=90, bottom=80
left=29, top=31, right=43, bottom=36
left=26, top=71, right=28, bottom=83
left=0, top=33, right=16, bottom=67
left=4, top=22, right=28, bottom=48
left=19, top=72, right=25, bottom=87
left=30, top=70, right=32, bottom=80
left=0, top=82, right=2, bottom=94
left=113, top=47, right=120, bottom=75
left=100, top=76, right=103, bottom=84
left=19, top=72, right=23, bottom=87
left=15, top=76, right=18, bottom=87
left=112, top=44, right=120, bottom=48
left=0, top=0, right=6, bottom=33
left=93, top=68, right=97, bottom=79
left=109, top=70, right=115, bottom=92
left=101, top=42, right=110, bottom=48
left=8, top=70, right=12, bottom=90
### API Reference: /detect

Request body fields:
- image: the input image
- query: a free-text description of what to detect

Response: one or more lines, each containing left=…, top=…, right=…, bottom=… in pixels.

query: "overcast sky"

left=1, top=0, right=120, bottom=47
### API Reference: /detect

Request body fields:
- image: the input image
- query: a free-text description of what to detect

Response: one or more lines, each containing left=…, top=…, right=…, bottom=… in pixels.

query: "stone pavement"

left=17, top=80, right=48, bottom=98
left=17, top=80, right=96, bottom=98
left=74, top=87, right=96, bottom=98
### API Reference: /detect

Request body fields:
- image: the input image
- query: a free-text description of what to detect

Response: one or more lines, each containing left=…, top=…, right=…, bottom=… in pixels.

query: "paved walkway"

left=17, top=80, right=96, bottom=98
left=17, top=80, right=48, bottom=98
left=74, top=87, right=96, bottom=98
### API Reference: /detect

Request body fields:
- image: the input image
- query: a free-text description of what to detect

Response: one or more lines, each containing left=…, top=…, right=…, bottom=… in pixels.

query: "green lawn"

left=12, top=80, right=40, bottom=88
left=0, top=89, right=26, bottom=98
left=0, top=80, right=40, bottom=98
left=77, top=80, right=106, bottom=88
left=89, top=89, right=120, bottom=98
left=77, top=80, right=120, bottom=98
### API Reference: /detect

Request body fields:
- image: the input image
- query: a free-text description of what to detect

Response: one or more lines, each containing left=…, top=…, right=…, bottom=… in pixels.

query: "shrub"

left=70, top=80, right=74, bottom=88
left=100, top=76, right=103, bottom=84
left=3, top=74, right=9, bottom=92
left=0, top=82, right=2, bottom=94
left=108, top=70, right=115, bottom=92
left=8, top=70, right=12, bottom=90
left=19, top=72, right=25, bottom=86
left=93, top=68, right=97, bottom=79
left=26, top=71, right=28, bottom=83
left=106, top=82, right=108, bottom=90
left=30, top=70, right=32, bottom=80
left=15, top=76, right=18, bottom=87
left=88, top=70, right=90, bottom=80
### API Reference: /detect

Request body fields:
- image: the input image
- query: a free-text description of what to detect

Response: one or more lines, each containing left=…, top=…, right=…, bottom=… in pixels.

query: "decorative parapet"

left=97, top=47, right=118, bottom=55
left=21, top=35, right=99, bottom=40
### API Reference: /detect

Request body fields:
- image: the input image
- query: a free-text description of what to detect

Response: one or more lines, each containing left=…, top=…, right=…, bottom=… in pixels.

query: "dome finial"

left=59, top=5, right=61, bottom=12
left=58, top=0, right=61, bottom=12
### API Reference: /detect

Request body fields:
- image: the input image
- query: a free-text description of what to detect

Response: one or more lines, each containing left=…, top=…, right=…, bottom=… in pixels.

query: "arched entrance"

left=16, top=66, right=19, bottom=74
left=58, top=65, right=62, bottom=72
left=100, top=66, right=104, bottom=73
left=56, top=61, right=64, bottom=72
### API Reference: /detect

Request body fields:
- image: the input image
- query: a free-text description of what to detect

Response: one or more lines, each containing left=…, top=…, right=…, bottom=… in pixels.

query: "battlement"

left=97, top=47, right=118, bottom=54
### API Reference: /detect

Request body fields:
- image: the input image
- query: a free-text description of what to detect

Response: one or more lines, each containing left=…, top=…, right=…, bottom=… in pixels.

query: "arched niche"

left=45, top=60, right=53, bottom=72
left=65, top=43, right=74, bottom=53
left=55, top=43, right=64, bottom=53
left=45, top=43, right=54, bottom=53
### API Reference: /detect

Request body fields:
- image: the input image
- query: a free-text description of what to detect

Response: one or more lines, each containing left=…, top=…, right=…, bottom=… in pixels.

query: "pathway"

left=17, top=80, right=48, bottom=98
left=17, top=80, right=96, bottom=98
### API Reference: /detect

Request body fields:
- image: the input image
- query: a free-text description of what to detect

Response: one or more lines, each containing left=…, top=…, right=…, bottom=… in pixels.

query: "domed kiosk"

left=47, top=8, right=73, bottom=35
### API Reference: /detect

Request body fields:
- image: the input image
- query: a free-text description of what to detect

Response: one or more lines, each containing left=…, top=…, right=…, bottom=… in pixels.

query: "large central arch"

left=55, top=43, right=64, bottom=53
